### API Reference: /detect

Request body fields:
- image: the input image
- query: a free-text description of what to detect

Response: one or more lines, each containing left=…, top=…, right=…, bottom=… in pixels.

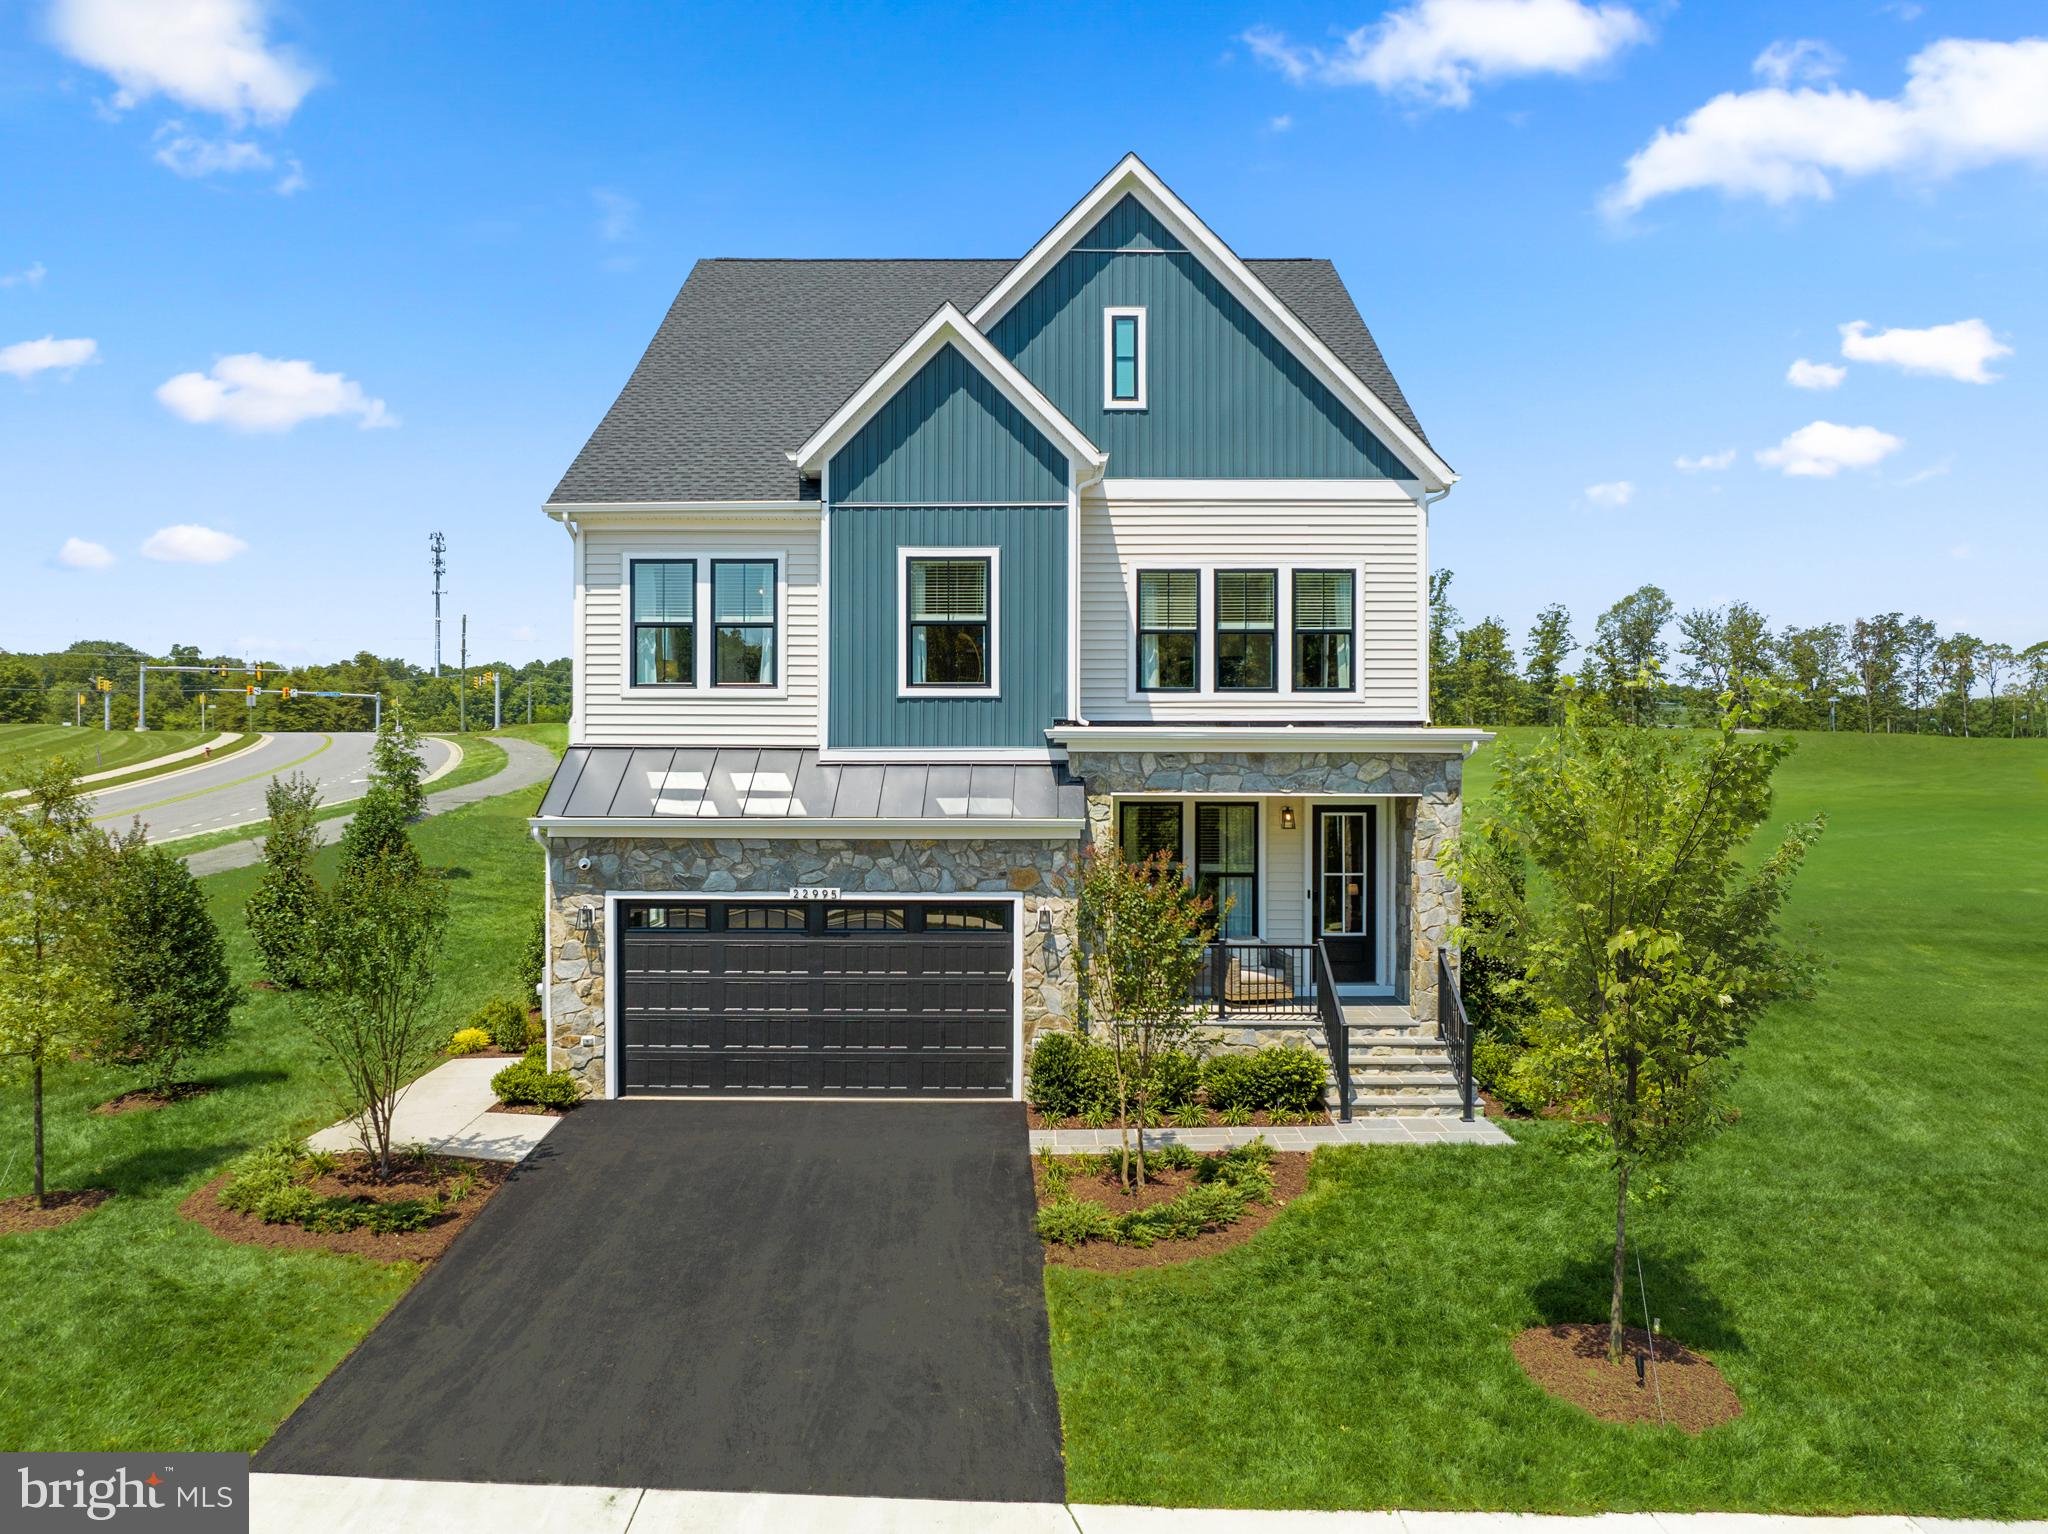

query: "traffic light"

left=253, top=666, right=264, bottom=683
left=245, top=685, right=256, bottom=697
left=94, top=677, right=112, bottom=693
left=279, top=686, right=293, bottom=700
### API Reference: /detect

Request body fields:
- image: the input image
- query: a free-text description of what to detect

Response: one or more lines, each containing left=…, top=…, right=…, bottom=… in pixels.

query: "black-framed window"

left=1109, top=312, right=1141, bottom=403
left=1215, top=569, right=1278, bottom=691
left=926, top=904, right=1010, bottom=931
left=623, top=904, right=709, bottom=930
left=630, top=559, right=695, bottom=687
left=906, top=556, right=991, bottom=688
left=711, top=559, right=777, bottom=686
left=1293, top=569, right=1355, bottom=691
left=1137, top=569, right=1199, bottom=691
left=1195, top=803, right=1258, bottom=940
left=825, top=905, right=906, bottom=930
left=1118, top=801, right=1184, bottom=870
left=725, top=903, right=806, bottom=930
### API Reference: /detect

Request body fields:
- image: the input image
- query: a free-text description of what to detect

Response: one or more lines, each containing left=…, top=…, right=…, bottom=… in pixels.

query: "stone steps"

left=1310, top=1016, right=1474, bottom=1118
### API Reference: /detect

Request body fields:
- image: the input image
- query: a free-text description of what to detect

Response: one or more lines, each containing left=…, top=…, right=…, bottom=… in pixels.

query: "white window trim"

left=1102, top=306, right=1147, bottom=411
left=620, top=548, right=789, bottom=701
left=1123, top=559, right=1366, bottom=704
left=896, top=545, right=1001, bottom=699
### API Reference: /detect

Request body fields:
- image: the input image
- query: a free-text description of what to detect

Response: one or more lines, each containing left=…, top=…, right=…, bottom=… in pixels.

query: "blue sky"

left=3, top=0, right=2044, bottom=667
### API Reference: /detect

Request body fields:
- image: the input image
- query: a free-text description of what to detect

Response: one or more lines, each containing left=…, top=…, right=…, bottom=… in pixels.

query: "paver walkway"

left=184, top=733, right=557, bottom=876
left=1031, top=1115, right=1511, bottom=1152
left=307, top=1056, right=559, bottom=1163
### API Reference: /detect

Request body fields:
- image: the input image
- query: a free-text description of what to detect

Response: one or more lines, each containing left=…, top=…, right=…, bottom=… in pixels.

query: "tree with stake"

left=0, top=761, right=116, bottom=1206
left=98, top=827, right=238, bottom=1095
left=1459, top=690, right=1823, bottom=1363
left=1076, top=846, right=1217, bottom=1191
left=245, top=772, right=324, bottom=989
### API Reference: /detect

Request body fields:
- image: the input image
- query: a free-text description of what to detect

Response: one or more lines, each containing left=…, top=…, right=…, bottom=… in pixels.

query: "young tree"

left=1522, top=604, right=1575, bottom=724
left=1591, top=585, right=1674, bottom=724
left=0, top=761, right=116, bottom=1205
left=302, top=849, right=450, bottom=1180
left=1460, top=697, right=1823, bottom=1363
left=246, top=772, right=325, bottom=989
left=98, top=828, right=238, bottom=1094
left=1076, top=846, right=1217, bottom=1191
left=337, top=705, right=428, bottom=878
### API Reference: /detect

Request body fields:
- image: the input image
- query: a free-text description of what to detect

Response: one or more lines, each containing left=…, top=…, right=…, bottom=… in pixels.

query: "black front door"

left=1313, top=806, right=1376, bottom=985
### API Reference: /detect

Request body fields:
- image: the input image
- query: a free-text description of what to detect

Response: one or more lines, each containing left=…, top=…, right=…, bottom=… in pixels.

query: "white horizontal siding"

left=1078, top=493, right=1424, bottom=721
left=1266, top=798, right=1306, bottom=945
left=579, top=523, right=820, bottom=746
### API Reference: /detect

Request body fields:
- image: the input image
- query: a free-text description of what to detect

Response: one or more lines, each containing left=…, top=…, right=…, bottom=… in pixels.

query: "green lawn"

left=0, top=781, right=547, bottom=1451
left=1049, top=730, right=2048, bottom=1516
left=0, top=725, right=226, bottom=786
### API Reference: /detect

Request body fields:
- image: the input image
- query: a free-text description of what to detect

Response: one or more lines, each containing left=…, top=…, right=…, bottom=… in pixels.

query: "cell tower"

left=429, top=531, right=448, bottom=677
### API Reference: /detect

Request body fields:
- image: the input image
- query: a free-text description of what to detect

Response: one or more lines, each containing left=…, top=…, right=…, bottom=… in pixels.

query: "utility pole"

left=430, top=531, right=448, bottom=678
left=492, top=670, right=502, bottom=730
left=74, top=692, right=83, bottom=728
left=459, top=613, right=468, bottom=733
left=526, top=678, right=533, bottom=724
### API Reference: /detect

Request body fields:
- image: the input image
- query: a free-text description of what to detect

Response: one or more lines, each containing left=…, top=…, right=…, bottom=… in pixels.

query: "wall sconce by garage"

left=1037, top=905, right=1054, bottom=933
left=1280, top=805, right=1296, bottom=831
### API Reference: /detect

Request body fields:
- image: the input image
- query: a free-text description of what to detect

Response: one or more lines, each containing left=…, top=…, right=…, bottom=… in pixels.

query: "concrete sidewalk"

left=250, top=1475, right=2043, bottom=1534
left=307, top=1056, right=559, bottom=1163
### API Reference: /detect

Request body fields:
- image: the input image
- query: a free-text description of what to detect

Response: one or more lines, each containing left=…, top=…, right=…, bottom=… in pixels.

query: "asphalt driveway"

left=257, top=1102, right=1064, bottom=1501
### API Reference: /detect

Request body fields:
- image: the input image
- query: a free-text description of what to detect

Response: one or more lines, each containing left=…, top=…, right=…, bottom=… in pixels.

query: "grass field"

left=0, top=781, right=547, bottom=1451
left=1049, top=730, right=2048, bottom=1516
left=0, top=725, right=227, bottom=786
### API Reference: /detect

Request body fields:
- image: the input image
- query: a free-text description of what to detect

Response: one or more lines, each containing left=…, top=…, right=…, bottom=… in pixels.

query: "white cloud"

left=155, top=353, right=395, bottom=432
left=1584, top=479, right=1636, bottom=507
left=1753, top=39, right=1842, bottom=88
left=1839, top=317, right=2011, bottom=382
left=1897, top=454, right=1954, bottom=486
left=1675, top=448, right=1736, bottom=472
left=0, top=262, right=47, bottom=290
left=152, top=122, right=272, bottom=177
left=47, top=0, right=315, bottom=125
left=1948, top=541, right=1972, bottom=560
left=57, top=537, right=115, bottom=570
left=1787, top=357, right=1847, bottom=390
left=592, top=188, right=638, bottom=243
left=1270, top=113, right=1295, bottom=132
left=141, top=524, right=248, bottom=564
left=275, top=157, right=306, bottom=195
left=0, top=335, right=99, bottom=378
left=1757, top=420, right=1903, bottom=477
left=1606, top=37, right=2048, bottom=214
left=1244, top=0, right=1649, bottom=108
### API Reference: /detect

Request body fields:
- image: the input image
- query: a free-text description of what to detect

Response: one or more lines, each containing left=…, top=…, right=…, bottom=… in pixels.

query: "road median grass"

left=0, top=725, right=229, bottom=786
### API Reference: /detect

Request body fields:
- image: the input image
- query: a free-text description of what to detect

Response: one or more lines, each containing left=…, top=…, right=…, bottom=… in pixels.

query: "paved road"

left=182, top=734, right=559, bottom=877
left=257, top=1103, right=1067, bottom=1503
left=85, top=731, right=457, bottom=844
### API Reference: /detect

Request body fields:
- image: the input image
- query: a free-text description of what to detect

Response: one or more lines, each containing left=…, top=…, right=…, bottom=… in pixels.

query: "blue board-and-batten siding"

left=828, top=505, right=1066, bottom=750
left=988, top=196, right=1404, bottom=479
left=830, top=343, right=1068, bottom=506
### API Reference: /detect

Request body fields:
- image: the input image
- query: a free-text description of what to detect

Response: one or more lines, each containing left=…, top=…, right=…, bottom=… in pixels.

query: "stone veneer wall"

left=545, top=835, right=1081, bottom=1092
left=1065, top=748, right=1462, bottom=1018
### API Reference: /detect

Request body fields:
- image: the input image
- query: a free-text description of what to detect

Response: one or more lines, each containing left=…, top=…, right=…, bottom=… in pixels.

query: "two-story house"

left=532, top=155, right=1486, bottom=1109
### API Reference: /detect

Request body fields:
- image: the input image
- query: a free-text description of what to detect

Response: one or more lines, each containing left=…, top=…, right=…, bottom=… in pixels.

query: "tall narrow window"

left=711, top=559, right=777, bottom=686
left=1214, top=569, right=1278, bottom=691
left=1136, top=570, right=1199, bottom=691
left=1195, top=804, right=1258, bottom=940
left=1104, top=307, right=1146, bottom=409
left=1293, top=569, right=1355, bottom=691
left=1118, top=801, right=1183, bottom=870
left=630, top=558, right=695, bottom=686
left=906, top=556, right=992, bottom=689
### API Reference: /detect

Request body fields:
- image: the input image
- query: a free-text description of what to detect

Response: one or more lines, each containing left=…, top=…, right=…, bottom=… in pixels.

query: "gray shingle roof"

left=549, top=257, right=1430, bottom=506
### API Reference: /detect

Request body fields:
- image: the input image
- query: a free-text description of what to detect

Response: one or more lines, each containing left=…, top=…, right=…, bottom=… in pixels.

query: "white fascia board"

left=545, top=501, right=819, bottom=522
left=1092, top=477, right=1424, bottom=505
left=793, top=303, right=1106, bottom=477
left=530, top=816, right=1083, bottom=840
left=969, top=154, right=1457, bottom=493
left=1046, top=725, right=1492, bottom=754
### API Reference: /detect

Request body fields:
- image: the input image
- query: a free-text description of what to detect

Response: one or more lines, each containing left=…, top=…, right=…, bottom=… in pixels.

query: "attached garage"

left=615, top=898, right=1018, bottom=1097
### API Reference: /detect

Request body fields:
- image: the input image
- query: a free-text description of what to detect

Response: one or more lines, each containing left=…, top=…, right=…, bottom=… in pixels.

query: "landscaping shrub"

left=1034, top=1137, right=1280, bottom=1248
left=447, top=1027, right=491, bottom=1056
left=1037, top=1195, right=1116, bottom=1246
left=1169, top=1100, right=1208, bottom=1129
left=1473, top=1036, right=1544, bottom=1114
left=217, top=1136, right=474, bottom=1232
left=1026, top=1030, right=1116, bottom=1119
left=1200, top=1046, right=1326, bottom=1116
left=244, top=772, right=323, bottom=989
left=491, top=1048, right=582, bottom=1110
left=1148, top=1140, right=1200, bottom=1171
left=467, top=996, right=529, bottom=1053
left=1147, top=1049, right=1202, bottom=1112
left=98, top=829, right=238, bottom=1091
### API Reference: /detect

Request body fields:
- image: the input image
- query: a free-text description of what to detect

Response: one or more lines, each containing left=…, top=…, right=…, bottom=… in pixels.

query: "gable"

left=985, top=196, right=1406, bottom=480
left=827, top=341, right=1072, bottom=506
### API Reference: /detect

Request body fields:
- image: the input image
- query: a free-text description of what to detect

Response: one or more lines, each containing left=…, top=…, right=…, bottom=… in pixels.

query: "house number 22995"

left=788, top=886, right=841, bottom=900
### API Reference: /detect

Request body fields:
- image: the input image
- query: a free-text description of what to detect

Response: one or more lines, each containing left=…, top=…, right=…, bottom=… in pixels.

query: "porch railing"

left=1436, top=948, right=1478, bottom=1123
left=1190, top=941, right=1352, bottom=1123
left=1313, top=942, right=1353, bottom=1123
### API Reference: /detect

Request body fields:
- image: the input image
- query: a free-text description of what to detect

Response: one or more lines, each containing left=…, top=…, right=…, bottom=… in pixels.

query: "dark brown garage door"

left=616, top=899, right=1016, bottom=1096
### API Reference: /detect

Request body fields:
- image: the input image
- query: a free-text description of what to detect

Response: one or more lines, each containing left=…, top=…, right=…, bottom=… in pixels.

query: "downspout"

left=1067, top=455, right=1109, bottom=730
left=1418, top=483, right=1453, bottom=726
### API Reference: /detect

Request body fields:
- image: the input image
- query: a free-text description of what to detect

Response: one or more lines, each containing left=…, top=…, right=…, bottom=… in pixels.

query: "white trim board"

left=897, top=545, right=1002, bottom=699
left=1122, top=558, right=1368, bottom=704
left=1050, top=725, right=1491, bottom=754
left=617, top=548, right=790, bottom=702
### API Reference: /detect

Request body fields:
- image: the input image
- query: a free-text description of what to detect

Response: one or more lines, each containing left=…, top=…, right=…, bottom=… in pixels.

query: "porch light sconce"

left=574, top=905, right=596, bottom=937
left=1280, top=806, right=1296, bottom=831
left=1037, top=906, right=1053, bottom=933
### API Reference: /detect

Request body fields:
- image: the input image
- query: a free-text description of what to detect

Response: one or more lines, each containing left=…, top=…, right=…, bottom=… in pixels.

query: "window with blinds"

left=1137, top=569, right=1199, bottom=690
left=906, top=555, right=991, bottom=688
left=1195, top=804, right=1258, bottom=939
left=711, top=559, right=777, bottom=686
left=1214, top=569, right=1278, bottom=691
left=630, top=558, right=696, bottom=686
left=1293, top=569, right=1355, bottom=691
left=1118, top=801, right=1184, bottom=869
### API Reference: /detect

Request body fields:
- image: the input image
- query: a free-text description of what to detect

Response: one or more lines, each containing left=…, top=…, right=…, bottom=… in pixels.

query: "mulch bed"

left=92, top=1084, right=216, bottom=1116
left=180, top=1151, right=513, bottom=1265
left=1027, top=1106, right=1329, bottom=1131
left=1033, top=1151, right=1311, bottom=1273
left=485, top=1101, right=570, bottom=1117
left=1512, top=1323, right=1743, bottom=1433
left=1, top=1188, right=113, bottom=1236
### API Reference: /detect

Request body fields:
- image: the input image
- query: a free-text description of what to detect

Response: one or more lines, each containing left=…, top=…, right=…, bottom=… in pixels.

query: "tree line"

left=1430, top=573, right=2048, bottom=737
left=0, top=640, right=571, bottom=734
